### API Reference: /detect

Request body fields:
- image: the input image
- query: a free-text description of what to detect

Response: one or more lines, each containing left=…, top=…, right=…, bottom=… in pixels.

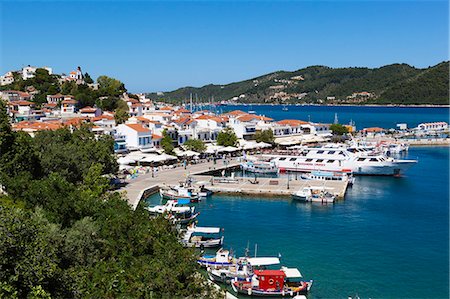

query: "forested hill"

left=147, top=61, right=449, bottom=105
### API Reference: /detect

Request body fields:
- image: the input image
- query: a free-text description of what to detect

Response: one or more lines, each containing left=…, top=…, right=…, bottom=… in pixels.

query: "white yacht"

left=265, top=146, right=417, bottom=176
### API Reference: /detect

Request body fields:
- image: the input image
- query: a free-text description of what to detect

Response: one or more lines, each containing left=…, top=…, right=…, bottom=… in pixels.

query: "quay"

left=120, top=157, right=349, bottom=209
left=120, top=158, right=241, bottom=209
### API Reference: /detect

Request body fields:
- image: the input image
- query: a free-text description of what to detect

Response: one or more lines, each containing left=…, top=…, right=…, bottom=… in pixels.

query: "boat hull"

left=232, top=280, right=313, bottom=297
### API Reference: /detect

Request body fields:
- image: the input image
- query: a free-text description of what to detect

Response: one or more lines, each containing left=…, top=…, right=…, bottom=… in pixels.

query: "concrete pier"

left=120, top=158, right=240, bottom=209
left=119, top=157, right=349, bottom=209
left=194, top=175, right=348, bottom=199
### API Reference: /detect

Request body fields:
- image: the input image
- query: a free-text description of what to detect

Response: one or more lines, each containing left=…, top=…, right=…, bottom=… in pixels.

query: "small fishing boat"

left=197, top=248, right=235, bottom=268
left=301, top=171, right=355, bottom=185
left=160, top=186, right=200, bottom=202
left=208, top=256, right=280, bottom=284
left=146, top=200, right=200, bottom=224
left=231, top=268, right=313, bottom=297
left=181, top=225, right=224, bottom=249
left=292, top=187, right=336, bottom=203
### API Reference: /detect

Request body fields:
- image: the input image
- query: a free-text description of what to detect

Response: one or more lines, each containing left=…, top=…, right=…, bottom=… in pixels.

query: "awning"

left=247, top=257, right=280, bottom=266
left=221, top=146, right=239, bottom=152
left=190, top=226, right=221, bottom=234
left=117, top=156, right=136, bottom=165
left=141, top=155, right=166, bottom=163
left=281, top=266, right=302, bottom=278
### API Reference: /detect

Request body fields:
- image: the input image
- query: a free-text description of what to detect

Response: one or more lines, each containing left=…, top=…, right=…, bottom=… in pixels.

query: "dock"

left=119, top=157, right=349, bottom=209
left=194, top=174, right=348, bottom=198
left=120, top=158, right=241, bottom=209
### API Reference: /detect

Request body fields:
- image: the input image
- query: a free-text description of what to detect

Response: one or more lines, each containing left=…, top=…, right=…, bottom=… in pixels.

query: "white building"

left=417, top=122, right=448, bottom=132
left=116, top=123, right=153, bottom=150
left=22, top=65, right=52, bottom=80
left=60, top=98, right=77, bottom=116
left=0, top=71, right=14, bottom=86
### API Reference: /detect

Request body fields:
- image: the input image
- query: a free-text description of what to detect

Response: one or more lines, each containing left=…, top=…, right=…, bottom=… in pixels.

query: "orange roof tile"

left=363, top=127, right=385, bottom=132
left=152, top=134, right=162, bottom=139
left=125, top=123, right=151, bottom=133
left=277, top=119, right=308, bottom=126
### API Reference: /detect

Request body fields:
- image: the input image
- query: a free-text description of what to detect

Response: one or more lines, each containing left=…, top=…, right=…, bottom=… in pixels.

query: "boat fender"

left=269, top=278, right=275, bottom=285
left=290, top=290, right=293, bottom=296
left=248, top=288, right=252, bottom=295
left=282, top=290, right=285, bottom=296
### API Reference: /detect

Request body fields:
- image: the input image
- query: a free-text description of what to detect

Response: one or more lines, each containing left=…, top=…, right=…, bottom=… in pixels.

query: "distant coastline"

left=225, top=103, right=450, bottom=108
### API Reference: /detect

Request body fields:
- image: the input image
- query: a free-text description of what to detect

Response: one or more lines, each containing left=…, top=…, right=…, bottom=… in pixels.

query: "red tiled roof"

left=363, top=127, right=385, bottom=132
left=277, top=119, right=308, bottom=126
left=125, top=123, right=151, bottom=133
left=152, top=134, right=162, bottom=139
left=10, top=100, right=34, bottom=106
left=61, top=99, right=77, bottom=104
left=80, top=106, right=97, bottom=113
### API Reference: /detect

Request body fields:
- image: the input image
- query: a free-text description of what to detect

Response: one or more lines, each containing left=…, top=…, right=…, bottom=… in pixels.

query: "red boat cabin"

left=254, top=270, right=286, bottom=290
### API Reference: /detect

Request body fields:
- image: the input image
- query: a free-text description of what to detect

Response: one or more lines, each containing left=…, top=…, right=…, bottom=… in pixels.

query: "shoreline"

left=226, top=103, right=450, bottom=108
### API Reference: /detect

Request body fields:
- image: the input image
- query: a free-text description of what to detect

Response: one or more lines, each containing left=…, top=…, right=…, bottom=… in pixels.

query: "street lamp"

left=287, top=172, right=290, bottom=190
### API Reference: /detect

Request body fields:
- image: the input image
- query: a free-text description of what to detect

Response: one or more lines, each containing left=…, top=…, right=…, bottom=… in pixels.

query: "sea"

left=145, top=106, right=449, bottom=298
left=212, top=104, right=450, bottom=130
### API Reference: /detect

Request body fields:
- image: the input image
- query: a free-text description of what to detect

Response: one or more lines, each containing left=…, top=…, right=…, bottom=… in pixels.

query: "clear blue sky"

left=1, top=1, right=448, bottom=92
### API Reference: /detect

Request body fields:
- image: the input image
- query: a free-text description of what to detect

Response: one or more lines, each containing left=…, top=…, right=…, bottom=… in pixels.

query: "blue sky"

left=1, top=1, right=448, bottom=92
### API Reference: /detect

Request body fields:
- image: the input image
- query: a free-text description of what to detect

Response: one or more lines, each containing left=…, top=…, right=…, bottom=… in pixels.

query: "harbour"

left=144, top=146, right=449, bottom=298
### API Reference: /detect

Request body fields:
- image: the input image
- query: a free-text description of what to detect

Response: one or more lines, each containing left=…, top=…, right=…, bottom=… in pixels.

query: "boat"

left=197, top=248, right=235, bottom=268
left=231, top=267, right=313, bottom=297
left=181, top=225, right=224, bottom=249
left=241, top=157, right=279, bottom=174
left=160, top=185, right=200, bottom=202
left=301, top=170, right=355, bottom=185
left=146, top=200, right=200, bottom=224
left=208, top=256, right=280, bottom=284
left=292, top=186, right=336, bottom=203
left=266, top=145, right=417, bottom=176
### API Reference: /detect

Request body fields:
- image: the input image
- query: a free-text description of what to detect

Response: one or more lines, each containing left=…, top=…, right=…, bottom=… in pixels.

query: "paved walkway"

left=120, top=158, right=240, bottom=209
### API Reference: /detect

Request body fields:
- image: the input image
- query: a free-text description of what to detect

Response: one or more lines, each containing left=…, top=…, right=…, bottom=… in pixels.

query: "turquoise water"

left=145, top=147, right=449, bottom=298
left=213, top=105, right=450, bottom=130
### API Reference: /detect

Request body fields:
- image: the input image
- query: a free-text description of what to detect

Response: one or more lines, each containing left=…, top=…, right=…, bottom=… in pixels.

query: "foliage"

left=330, top=124, right=349, bottom=135
left=217, top=127, right=238, bottom=146
left=0, top=102, right=218, bottom=298
left=183, top=139, right=206, bottom=152
left=161, top=129, right=175, bottom=155
left=83, top=72, right=94, bottom=84
left=114, top=107, right=129, bottom=124
left=254, top=129, right=274, bottom=144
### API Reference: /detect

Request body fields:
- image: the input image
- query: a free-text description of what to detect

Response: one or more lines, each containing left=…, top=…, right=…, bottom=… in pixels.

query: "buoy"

left=248, top=288, right=252, bottom=295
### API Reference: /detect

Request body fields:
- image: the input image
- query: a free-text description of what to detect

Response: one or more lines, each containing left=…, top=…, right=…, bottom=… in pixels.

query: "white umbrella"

left=117, top=156, right=136, bottom=165
left=222, top=146, right=239, bottom=152
left=160, top=153, right=177, bottom=160
left=127, top=152, right=147, bottom=161
left=141, top=154, right=166, bottom=163
left=177, top=150, right=199, bottom=157
left=257, top=142, right=272, bottom=148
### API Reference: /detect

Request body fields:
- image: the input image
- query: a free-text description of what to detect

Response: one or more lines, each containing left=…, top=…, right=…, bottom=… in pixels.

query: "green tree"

left=114, top=108, right=129, bottom=124
left=161, top=129, right=174, bottom=155
left=254, top=129, right=274, bottom=144
left=330, top=123, right=349, bottom=135
left=217, top=127, right=238, bottom=146
left=183, top=139, right=206, bottom=153
left=83, top=72, right=94, bottom=84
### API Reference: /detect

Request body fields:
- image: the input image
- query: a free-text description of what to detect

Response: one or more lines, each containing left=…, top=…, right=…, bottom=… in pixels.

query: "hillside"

left=147, top=62, right=449, bottom=105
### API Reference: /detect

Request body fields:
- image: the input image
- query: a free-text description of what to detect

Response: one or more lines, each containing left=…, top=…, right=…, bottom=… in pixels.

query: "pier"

left=120, top=157, right=349, bottom=209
